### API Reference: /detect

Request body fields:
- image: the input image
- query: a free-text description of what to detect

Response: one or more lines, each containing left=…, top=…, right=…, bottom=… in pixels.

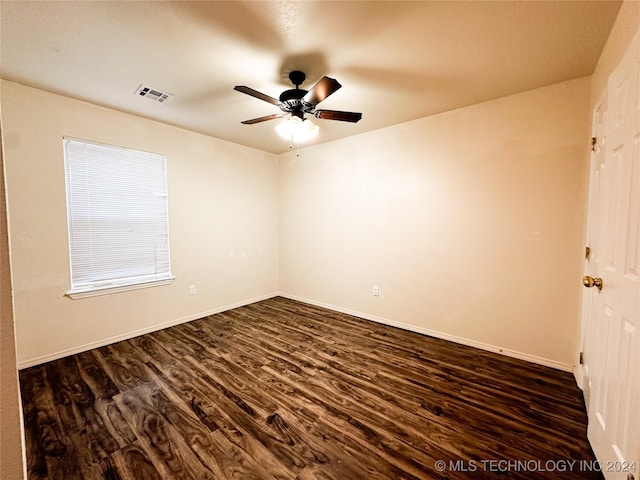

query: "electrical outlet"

left=372, top=285, right=380, bottom=297
left=188, top=285, right=197, bottom=295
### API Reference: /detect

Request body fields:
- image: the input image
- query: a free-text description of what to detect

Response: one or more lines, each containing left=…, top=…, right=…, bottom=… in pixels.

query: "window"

left=63, top=138, right=173, bottom=298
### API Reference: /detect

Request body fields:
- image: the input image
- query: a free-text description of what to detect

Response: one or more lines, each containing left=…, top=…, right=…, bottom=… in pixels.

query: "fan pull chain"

left=288, top=137, right=301, bottom=157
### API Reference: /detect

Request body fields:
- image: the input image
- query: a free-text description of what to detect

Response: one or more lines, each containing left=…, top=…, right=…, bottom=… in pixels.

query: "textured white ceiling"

left=0, top=1, right=622, bottom=154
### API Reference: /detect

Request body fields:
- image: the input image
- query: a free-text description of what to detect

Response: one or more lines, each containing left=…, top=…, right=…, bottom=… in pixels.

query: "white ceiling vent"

left=134, top=84, right=173, bottom=103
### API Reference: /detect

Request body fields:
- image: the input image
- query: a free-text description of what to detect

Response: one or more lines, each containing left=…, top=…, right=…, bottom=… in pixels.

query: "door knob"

left=583, top=276, right=603, bottom=291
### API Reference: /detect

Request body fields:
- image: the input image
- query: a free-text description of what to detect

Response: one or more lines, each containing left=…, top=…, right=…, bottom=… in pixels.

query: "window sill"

left=65, top=277, right=175, bottom=299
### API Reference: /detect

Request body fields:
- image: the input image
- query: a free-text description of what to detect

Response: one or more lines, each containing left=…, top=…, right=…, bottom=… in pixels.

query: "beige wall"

left=1, top=94, right=25, bottom=479
left=2, top=75, right=591, bottom=370
left=279, top=77, right=591, bottom=369
left=1, top=81, right=279, bottom=367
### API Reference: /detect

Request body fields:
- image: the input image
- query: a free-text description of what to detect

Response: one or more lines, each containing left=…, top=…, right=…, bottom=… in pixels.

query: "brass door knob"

left=583, top=276, right=603, bottom=291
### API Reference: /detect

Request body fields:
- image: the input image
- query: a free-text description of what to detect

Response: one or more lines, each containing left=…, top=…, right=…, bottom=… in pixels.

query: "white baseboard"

left=19, top=291, right=575, bottom=373
left=17, top=292, right=279, bottom=369
left=278, top=292, right=574, bottom=372
left=574, top=364, right=585, bottom=390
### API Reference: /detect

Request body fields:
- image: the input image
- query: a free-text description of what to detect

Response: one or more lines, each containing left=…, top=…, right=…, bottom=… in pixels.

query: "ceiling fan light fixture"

left=276, top=116, right=319, bottom=143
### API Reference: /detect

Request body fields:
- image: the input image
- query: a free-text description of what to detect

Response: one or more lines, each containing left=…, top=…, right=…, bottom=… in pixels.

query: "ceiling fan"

left=234, top=71, right=362, bottom=142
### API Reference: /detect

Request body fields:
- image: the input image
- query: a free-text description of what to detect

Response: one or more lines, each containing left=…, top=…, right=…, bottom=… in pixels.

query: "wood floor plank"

left=19, top=367, right=53, bottom=479
left=99, top=443, right=163, bottom=480
left=20, top=297, right=602, bottom=479
left=20, top=365, right=88, bottom=479
left=73, top=352, right=137, bottom=451
left=248, top=301, right=593, bottom=452
left=137, top=335, right=303, bottom=478
left=194, top=323, right=445, bottom=473
left=115, top=383, right=217, bottom=480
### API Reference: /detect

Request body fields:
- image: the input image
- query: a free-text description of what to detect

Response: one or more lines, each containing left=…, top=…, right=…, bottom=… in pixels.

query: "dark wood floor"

left=19, top=297, right=602, bottom=480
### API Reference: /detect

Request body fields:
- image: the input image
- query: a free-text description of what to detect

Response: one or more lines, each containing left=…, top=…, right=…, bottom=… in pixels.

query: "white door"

left=580, top=90, right=607, bottom=409
left=581, top=31, right=640, bottom=480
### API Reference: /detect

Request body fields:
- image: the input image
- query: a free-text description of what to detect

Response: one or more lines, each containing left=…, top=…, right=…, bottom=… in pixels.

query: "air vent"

left=134, top=84, right=173, bottom=103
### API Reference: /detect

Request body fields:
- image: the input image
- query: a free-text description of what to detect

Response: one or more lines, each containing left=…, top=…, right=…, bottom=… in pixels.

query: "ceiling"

left=0, top=1, right=622, bottom=155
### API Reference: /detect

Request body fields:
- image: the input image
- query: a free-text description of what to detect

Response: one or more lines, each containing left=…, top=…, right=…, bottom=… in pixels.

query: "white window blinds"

left=63, top=138, right=173, bottom=297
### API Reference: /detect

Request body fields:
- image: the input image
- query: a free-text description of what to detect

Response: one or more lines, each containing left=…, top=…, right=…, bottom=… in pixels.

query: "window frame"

left=63, top=137, right=174, bottom=299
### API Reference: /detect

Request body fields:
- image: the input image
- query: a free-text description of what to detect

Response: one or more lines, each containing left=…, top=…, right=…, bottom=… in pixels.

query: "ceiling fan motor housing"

left=279, top=92, right=313, bottom=117
left=279, top=71, right=314, bottom=117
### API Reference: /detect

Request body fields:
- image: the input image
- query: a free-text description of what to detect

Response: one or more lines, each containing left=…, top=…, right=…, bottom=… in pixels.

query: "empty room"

left=1, top=1, right=639, bottom=479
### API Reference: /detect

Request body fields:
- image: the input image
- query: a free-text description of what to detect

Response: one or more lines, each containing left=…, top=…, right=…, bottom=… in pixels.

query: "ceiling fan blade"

left=303, top=76, right=342, bottom=105
left=314, top=110, right=362, bottom=123
left=241, top=114, right=283, bottom=125
left=234, top=85, right=281, bottom=106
